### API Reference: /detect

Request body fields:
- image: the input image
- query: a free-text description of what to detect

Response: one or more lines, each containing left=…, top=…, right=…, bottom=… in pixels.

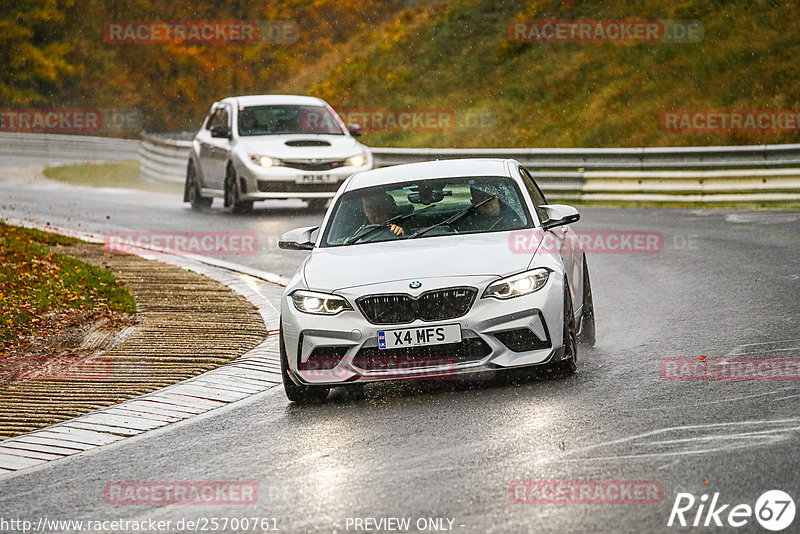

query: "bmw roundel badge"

left=409, top=281, right=422, bottom=289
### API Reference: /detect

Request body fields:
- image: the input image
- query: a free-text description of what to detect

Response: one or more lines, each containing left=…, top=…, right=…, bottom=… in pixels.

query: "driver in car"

left=361, top=193, right=405, bottom=236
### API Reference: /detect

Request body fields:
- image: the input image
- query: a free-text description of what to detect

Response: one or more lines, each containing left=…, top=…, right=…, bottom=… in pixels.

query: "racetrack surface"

left=1, top=163, right=799, bottom=532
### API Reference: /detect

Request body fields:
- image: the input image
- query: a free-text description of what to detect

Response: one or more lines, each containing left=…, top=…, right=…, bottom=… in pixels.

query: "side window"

left=519, top=167, right=549, bottom=223
left=206, top=106, right=230, bottom=129
left=203, top=108, right=216, bottom=130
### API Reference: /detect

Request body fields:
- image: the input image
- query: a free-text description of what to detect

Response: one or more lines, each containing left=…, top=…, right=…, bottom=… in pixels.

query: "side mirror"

left=540, top=204, right=580, bottom=230
left=278, top=226, right=319, bottom=250
left=210, top=125, right=232, bottom=139
left=347, top=124, right=363, bottom=137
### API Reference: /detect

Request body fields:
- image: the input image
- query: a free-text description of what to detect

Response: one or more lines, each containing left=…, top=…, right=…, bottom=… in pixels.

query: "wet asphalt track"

left=1, top=161, right=800, bottom=533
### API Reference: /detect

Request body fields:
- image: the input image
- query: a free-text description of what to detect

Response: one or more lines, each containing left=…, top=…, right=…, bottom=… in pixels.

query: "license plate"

left=378, top=324, right=462, bottom=350
left=296, top=174, right=337, bottom=184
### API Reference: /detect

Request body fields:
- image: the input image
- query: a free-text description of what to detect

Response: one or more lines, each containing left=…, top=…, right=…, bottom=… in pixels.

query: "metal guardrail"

left=138, top=133, right=800, bottom=202
left=0, top=132, right=139, bottom=162
left=140, top=133, right=191, bottom=184
left=372, top=145, right=800, bottom=169
left=3, top=132, right=798, bottom=202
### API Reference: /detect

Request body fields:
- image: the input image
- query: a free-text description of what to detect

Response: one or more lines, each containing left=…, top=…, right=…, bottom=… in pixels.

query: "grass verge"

left=0, top=221, right=136, bottom=350
left=43, top=161, right=182, bottom=193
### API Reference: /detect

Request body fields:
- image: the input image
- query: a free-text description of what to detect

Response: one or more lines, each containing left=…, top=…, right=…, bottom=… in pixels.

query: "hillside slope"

left=2, top=0, right=797, bottom=148
left=277, top=0, right=800, bottom=148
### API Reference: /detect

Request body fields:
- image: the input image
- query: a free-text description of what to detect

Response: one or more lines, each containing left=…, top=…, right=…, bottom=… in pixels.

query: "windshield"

left=322, top=176, right=532, bottom=247
left=237, top=105, right=345, bottom=136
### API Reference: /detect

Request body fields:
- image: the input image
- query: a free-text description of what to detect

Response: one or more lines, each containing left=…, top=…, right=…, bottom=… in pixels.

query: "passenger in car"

left=239, top=112, right=258, bottom=134
left=458, top=183, right=524, bottom=232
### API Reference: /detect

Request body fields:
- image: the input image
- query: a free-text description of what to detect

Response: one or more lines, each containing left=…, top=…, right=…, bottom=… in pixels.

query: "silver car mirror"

left=279, top=226, right=319, bottom=250
left=210, top=125, right=231, bottom=139
left=540, top=204, right=580, bottom=230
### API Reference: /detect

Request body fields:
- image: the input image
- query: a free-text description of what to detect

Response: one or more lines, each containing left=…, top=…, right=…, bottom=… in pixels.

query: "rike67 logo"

left=668, top=490, right=795, bottom=531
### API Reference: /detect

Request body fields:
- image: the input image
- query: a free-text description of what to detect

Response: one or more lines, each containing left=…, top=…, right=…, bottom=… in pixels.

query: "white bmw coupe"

left=278, top=158, right=595, bottom=402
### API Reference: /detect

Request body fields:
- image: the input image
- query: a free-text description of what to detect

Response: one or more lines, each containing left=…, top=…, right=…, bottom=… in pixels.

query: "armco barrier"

left=4, top=132, right=799, bottom=203
left=372, top=145, right=800, bottom=170
left=139, top=133, right=191, bottom=184
left=138, top=133, right=800, bottom=202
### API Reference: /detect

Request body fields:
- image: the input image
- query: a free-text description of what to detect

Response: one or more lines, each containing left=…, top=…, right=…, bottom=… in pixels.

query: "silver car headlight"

left=251, top=155, right=283, bottom=168
left=291, top=290, right=352, bottom=315
left=482, top=268, right=550, bottom=299
left=345, top=153, right=366, bottom=167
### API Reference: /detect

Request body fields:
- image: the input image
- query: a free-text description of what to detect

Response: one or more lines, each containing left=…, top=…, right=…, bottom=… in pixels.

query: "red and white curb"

left=0, top=224, right=287, bottom=474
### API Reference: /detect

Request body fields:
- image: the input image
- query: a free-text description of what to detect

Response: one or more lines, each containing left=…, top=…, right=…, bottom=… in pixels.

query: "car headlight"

left=291, top=290, right=352, bottom=315
left=345, top=153, right=366, bottom=167
left=251, top=155, right=282, bottom=168
left=482, top=268, right=550, bottom=299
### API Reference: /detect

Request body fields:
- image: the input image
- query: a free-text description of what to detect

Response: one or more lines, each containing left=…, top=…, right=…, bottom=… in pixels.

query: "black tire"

left=224, top=165, right=253, bottom=215
left=548, top=281, right=578, bottom=376
left=577, top=255, right=596, bottom=347
left=185, top=161, right=212, bottom=210
left=306, top=198, right=328, bottom=212
left=279, top=328, right=330, bottom=404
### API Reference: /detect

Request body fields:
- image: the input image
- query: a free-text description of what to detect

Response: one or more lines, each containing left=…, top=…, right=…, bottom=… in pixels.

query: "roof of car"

left=221, top=94, right=330, bottom=107
left=344, top=158, right=515, bottom=191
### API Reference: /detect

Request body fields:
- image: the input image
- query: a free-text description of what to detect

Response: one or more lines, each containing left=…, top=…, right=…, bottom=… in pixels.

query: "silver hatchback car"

left=278, top=158, right=595, bottom=403
left=184, top=94, right=372, bottom=213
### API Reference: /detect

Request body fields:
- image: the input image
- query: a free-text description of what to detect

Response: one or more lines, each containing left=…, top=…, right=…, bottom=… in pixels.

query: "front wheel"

left=280, top=329, right=330, bottom=404
left=548, top=281, right=578, bottom=376
left=224, top=166, right=253, bottom=215
left=577, top=256, right=596, bottom=346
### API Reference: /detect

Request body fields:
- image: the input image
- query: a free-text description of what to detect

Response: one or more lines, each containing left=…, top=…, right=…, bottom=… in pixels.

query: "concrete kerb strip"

left=0, top=219, right=288, bottom=474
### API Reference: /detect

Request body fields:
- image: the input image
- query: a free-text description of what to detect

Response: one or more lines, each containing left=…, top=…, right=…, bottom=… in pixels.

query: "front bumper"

left=237, top=162, right=371, bottom=200
left=280, top=274, right=566, bottom=385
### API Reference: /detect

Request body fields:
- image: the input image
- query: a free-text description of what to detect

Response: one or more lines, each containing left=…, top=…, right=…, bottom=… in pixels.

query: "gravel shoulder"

left=0, top=242, right=268, bottom=439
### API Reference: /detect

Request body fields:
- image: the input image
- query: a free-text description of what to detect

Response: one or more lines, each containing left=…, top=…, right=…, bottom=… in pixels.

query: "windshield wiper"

left=408, top=196, right=495, bottom=239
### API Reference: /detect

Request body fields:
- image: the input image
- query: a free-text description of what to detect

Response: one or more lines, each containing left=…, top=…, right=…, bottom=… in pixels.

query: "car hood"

left=303, top=232, right=543, bottom=291
left=235, top=135, right=365, bottom=159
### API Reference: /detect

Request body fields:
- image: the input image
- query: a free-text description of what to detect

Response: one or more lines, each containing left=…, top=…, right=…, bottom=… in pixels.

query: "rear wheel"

left=577, top=256, right=596, bottom=346
left=224, top=165, right=253, bottom=215
left=280, top=329, right=330, bottom=404
left=185, top=161, right=212, bottom=210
